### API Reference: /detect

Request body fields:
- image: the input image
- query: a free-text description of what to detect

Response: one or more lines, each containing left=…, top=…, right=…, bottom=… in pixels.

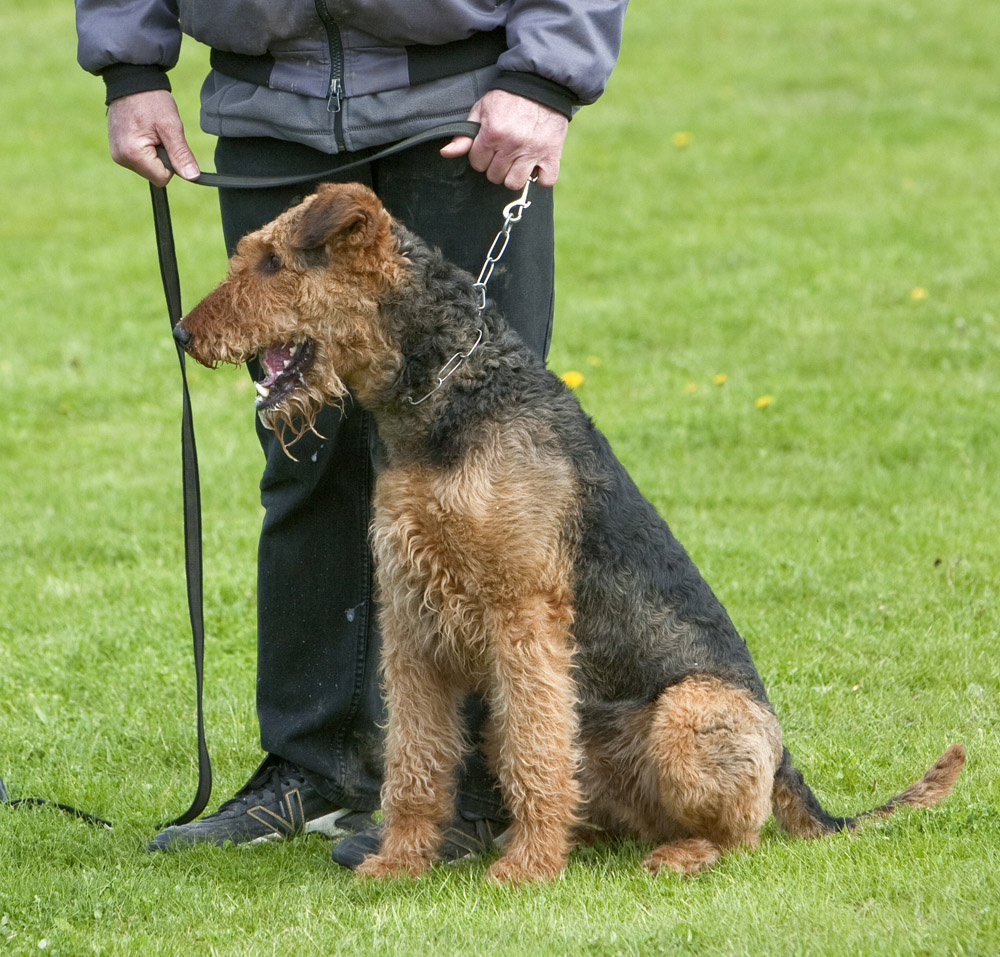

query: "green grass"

left=2, top=0, right=998, bottom=953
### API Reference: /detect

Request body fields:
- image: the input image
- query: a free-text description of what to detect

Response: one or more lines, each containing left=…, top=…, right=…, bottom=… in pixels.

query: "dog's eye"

left=258, top=252, right=282, bottom=274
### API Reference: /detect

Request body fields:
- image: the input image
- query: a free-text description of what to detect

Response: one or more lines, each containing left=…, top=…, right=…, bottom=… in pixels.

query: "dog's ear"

left=292, top=184, right=378, bottom=251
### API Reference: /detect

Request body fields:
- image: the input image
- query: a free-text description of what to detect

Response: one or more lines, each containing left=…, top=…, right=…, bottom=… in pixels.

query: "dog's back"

left=564, top=416, right=769, bottom=706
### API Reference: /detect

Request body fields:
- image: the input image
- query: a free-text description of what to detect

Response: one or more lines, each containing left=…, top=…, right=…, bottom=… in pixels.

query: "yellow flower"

left=586, top=355, right=602, bottom=367
left=672, top=131, right=693, bottom=149
left=713, top=373, right=728, bottom=385
left=911, top=286, right=928, bottom=300
left=755, top=394, right=774, bottom=409
left=684, top=382, right=698, bottom=394
left=561, top=370, right=584, bottom=389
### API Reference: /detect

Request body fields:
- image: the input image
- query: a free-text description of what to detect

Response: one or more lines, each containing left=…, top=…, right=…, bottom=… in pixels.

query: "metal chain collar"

left=407, top=176, right=535, bottom=406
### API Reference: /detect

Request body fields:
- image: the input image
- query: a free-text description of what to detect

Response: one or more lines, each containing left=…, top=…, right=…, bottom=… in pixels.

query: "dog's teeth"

left=255, top=382, right=270, bottom=398
left=283, top=358, right=292, bottom=370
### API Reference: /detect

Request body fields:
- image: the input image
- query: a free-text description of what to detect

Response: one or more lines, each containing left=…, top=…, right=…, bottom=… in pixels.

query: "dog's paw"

left=643, top=838, right=720, bottom=876
left=355, top=853, right=429, bottom=880
left=485, top=854, right=564, bottom=885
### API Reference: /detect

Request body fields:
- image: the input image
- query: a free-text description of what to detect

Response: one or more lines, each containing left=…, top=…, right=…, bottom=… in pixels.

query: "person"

left=75, top=1, right=628, bottom=866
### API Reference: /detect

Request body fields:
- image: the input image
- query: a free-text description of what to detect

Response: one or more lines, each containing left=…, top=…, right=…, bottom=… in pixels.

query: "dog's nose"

left=172, top=324, right=192, bottom=349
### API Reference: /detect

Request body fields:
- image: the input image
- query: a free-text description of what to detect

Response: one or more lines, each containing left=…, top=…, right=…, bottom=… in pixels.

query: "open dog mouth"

left=254, top=338, right=316, bottom=411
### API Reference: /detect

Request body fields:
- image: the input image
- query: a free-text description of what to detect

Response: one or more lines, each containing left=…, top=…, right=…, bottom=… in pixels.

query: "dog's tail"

left=771, top=742, right=965, bottom=839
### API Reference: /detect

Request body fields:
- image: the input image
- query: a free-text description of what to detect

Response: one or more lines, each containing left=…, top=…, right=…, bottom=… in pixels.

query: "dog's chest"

left=370, top=451, right=577, bottom=676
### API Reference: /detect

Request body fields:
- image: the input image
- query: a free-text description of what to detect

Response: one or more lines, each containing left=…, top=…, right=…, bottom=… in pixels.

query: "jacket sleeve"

left=493, top=0, right=629, bottom=116
left=75, top=0, right=182, bottom=104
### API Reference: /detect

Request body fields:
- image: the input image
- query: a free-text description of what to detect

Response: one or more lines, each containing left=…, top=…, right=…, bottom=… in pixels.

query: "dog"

left=174, top=181, right=965, bottom=883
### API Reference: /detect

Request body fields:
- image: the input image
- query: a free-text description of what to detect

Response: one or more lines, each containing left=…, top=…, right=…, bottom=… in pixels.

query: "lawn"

left=1, top=0, right=998, bottom=954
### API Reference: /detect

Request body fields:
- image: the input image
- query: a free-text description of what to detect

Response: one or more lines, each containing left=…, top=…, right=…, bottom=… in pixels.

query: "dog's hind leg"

left=356, top=635, right=466, bottom=879
left=642, top=676, right=783, bottom=875
left=482, top=594, right=582, bottom=884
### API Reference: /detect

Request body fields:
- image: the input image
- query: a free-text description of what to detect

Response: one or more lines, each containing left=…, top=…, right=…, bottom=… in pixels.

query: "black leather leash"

left=149, top=180, right=212, bottom=829
left=157, top=120, right=480, bottom=188
left=149, top=120, right=480, bottom=828
left=0, top=121, right=479, bottom=830
left=0, top=777, right=112, bottom=829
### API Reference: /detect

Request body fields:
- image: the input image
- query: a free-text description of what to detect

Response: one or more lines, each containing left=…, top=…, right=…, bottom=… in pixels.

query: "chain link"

left=407, top=177, right=535, bottom=406
left=472, top=176, right=535, bottom=311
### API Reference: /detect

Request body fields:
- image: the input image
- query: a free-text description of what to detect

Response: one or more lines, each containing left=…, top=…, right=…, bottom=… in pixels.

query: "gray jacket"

left=76, top=0, right=628, bottom=154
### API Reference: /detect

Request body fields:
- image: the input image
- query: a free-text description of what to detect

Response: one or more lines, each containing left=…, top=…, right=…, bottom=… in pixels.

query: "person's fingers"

left=482, top=151, right=545, bottom=191
left=108, top=120, right=171, bottom=186
left=529, top=156, right=560, bottom=189
left=441, top=97, right=484, bottom=161
left=159, top=125, right=201, bottom=181
left=439, top=134, right=474, bottom=159
left=107, top=90, right=199, bottom=186
left=456, top=90, right=568, bottom=189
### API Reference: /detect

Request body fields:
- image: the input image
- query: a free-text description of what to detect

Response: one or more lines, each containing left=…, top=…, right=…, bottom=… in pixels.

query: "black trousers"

left=214, top=135, right=555, bottom=816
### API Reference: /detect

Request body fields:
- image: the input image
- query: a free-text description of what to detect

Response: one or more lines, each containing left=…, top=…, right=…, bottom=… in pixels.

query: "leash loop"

left=155, top=121, right=481, bottom=190
left=149, top=182, right=213, bottom=829
left=146, top=120, right=485, bottom=827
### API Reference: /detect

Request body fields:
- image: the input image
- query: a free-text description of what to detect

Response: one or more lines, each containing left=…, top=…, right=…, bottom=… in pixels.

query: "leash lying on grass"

left=0, top=121, right=482, bottom=830
left=0, top=777, right=112, bottom=828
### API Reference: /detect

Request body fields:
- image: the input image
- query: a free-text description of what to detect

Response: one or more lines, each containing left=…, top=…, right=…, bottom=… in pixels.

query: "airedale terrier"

left=174, top=182, right=965, bottom=883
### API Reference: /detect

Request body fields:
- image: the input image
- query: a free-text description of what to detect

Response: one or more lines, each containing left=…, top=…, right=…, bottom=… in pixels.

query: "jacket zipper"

left=314, top=0, right=346, bottom=150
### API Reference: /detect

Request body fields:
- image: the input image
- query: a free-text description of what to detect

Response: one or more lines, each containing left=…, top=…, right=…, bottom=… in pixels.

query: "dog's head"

left=174, top=182, right=406, bottom=443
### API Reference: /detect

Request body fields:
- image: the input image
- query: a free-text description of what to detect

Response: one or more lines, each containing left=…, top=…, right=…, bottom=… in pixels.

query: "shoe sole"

left=306, top=808, right=371, bottom=838
left=246, top=808, right=369, bottom=845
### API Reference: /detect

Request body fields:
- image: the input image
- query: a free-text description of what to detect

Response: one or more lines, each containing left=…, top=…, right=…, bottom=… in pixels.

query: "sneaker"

left=331, top=810, right=509, bottom=870
left=148, top=757, right=374, bottom=851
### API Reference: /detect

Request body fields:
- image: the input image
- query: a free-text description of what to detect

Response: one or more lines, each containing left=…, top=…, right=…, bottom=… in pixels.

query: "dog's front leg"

left=483, top=595, right=581, bottom=884
left=356, top=635, right=464, bottom=879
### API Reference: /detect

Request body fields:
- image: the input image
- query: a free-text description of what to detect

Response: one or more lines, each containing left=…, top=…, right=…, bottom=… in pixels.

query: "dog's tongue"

left=260, top=344, right=296, bottom=385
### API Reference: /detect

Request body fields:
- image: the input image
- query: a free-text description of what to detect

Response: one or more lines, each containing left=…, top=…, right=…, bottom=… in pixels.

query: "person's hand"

left=440, top=89, right=569, bottom=190
left=107, top=89, right=200, bottom=186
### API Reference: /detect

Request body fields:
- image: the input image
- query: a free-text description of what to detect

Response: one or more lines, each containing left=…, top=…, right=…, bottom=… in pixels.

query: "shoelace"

left=217, top=762, right=307, bottom=815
